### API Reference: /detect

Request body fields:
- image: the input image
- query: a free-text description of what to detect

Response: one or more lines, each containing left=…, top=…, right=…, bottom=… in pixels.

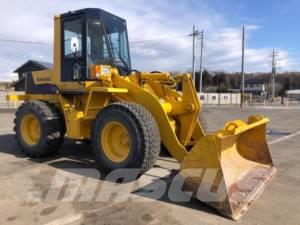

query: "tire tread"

left=93, top=102, right=161, bottom=173
left=14, top=100, right=65, bottom=157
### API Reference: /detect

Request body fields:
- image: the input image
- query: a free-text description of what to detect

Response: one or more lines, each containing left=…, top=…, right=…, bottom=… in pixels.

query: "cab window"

left=64, top=19, right=83, bottom=59
left=86, top=18, right=110, bottom=79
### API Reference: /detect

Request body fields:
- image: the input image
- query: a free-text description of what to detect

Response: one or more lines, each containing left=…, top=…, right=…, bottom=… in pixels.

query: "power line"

left=0, top=35, right=190, bottom=46
left=0, top=38, right=49, bottom=45
left=130, top=34, right=189, bottom=45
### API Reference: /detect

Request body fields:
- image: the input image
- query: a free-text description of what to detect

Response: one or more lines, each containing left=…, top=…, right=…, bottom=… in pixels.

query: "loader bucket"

left=180, top=116, right=276, bottom=220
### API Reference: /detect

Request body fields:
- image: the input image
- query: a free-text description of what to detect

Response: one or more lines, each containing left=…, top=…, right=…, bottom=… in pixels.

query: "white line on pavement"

left=43, top=203, right=116, bottom=225
left=269, top=130, right=300, bottom=145
left=43, top=213, right=83, bottom=225
left=0, top=129, right=12, bottom=131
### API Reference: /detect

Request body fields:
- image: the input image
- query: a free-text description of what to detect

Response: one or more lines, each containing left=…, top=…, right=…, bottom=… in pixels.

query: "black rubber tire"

left=14, top=100, right=65, bottom=157
left=92, top=102, right=160, bottom=174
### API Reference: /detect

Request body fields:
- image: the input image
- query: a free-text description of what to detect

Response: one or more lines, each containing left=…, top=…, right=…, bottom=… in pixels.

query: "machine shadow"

left=0, top=134, right=219, bottom=216
left=0, top=134, right=172, bottom=177
left=0, top=134, right=26, bottom=158
left=132, top=171, right=219, bottom=217
left=0, top=134, right=98, bottom=173
left=0, top=134, right=158, bottom=179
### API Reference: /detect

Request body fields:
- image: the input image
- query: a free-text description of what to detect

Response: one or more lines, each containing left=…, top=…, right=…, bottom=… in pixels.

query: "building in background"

left=286, top=89, right=300, bottom=100
left=10, top=60, right=52, bottom=91
left=244, top=79, right=266, bottom=96
left=198, top=93, right=241, bottom=105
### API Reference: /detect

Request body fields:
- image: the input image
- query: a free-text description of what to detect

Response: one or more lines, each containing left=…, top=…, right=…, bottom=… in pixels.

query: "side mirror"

left=71, top=37, right=79, bottom=53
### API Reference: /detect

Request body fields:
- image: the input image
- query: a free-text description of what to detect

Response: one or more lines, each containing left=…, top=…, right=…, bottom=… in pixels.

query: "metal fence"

left=0, top=90, right=298, bottom=109
left=284, top=96, right=300, bottom=106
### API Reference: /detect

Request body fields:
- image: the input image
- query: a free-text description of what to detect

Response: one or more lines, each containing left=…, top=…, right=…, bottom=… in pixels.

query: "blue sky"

left=0, top=0, right=299, bottom=80
left=212, top=0, right=299, bottom=48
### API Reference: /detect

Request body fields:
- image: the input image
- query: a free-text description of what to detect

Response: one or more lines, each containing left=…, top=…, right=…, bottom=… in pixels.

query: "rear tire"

left=14, top=100, right=65, bottom=157
left=92, top=102, right=160, bottom=174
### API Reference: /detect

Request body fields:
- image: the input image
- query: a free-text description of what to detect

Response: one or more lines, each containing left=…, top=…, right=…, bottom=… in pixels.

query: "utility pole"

left=240, top=26, right=245, bottom=108
left=199, top=30, right=204, bottom=93
left=269, top=49, right=278, bottom=101
left=189, top=25, right=199, bottom=81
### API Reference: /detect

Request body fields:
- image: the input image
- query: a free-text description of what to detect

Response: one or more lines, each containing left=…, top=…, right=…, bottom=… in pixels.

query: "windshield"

left=86, top=18, right=111, bottom=78
left=102, top=13, right=131, bottom=72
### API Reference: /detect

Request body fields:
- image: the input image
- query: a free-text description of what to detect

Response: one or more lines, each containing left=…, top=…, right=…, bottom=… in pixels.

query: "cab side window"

left=64, top=19, right=83, bottom=59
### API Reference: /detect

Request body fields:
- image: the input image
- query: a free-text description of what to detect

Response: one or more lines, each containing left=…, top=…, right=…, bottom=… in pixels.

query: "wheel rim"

left=101, top=121, right=131, bottom=163
left=21, top=114, right=41, bottom=145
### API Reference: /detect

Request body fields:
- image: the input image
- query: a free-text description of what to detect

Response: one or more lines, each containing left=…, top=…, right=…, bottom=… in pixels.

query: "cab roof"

left=60, top=8, right=126, bottom=22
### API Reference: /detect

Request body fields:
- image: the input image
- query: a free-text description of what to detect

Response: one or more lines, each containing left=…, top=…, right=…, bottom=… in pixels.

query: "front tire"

left=92, top=102, right=160, bottom=174
left=14, top=100, right=65, bottom=157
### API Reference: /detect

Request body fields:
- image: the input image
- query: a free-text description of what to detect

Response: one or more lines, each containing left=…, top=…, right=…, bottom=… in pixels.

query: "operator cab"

left=60, top=8, right=131, bottom=82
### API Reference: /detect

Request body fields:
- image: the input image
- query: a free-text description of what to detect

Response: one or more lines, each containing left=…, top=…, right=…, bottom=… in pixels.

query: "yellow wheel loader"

left=7, top=8, right=276, bottom=220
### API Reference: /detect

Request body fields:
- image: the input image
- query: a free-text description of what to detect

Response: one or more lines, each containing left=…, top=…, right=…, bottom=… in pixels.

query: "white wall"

left=198, top=93, right=241, bottom=105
